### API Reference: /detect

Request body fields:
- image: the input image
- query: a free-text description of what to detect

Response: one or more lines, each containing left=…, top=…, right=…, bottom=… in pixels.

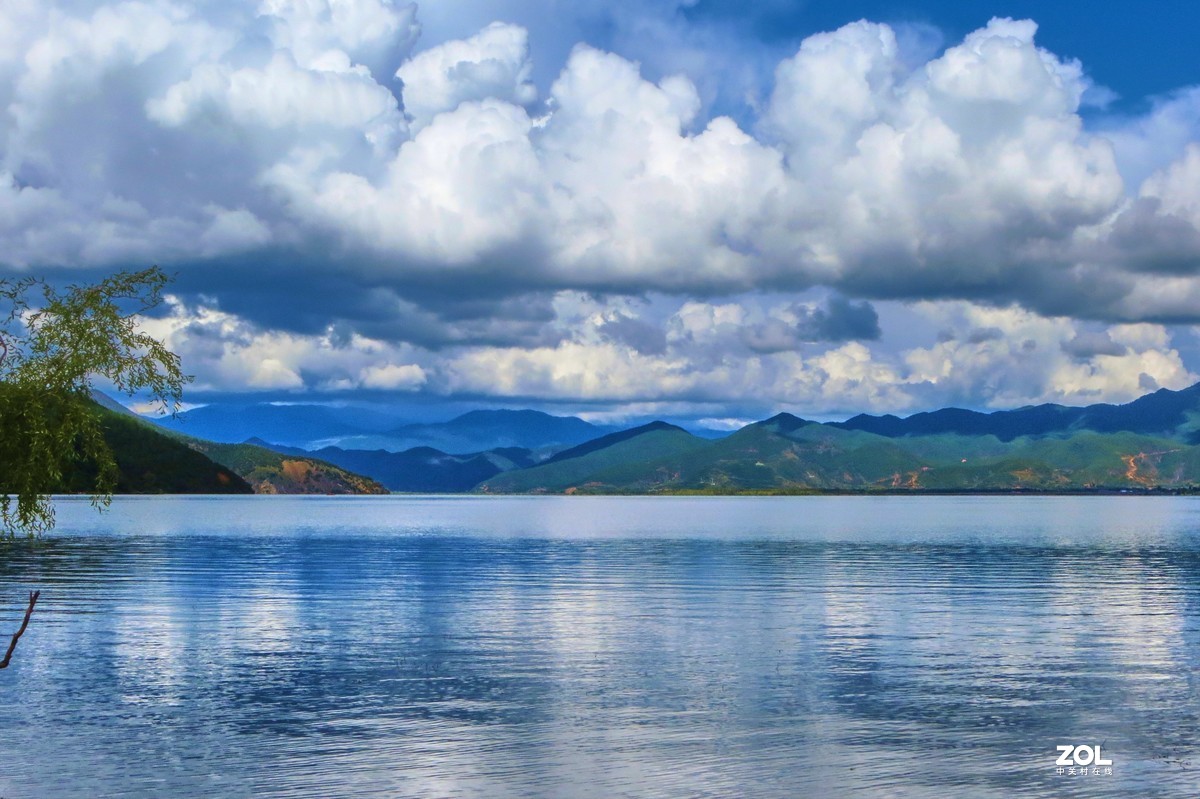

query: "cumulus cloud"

left=256, top=15, right=1200, bottom=324
left=260, top=0, right=420, bottom=78
left=265, top=96, right=544, bottom=265
left=1100, top=86, right=1200, bottom=190
left=396, top=21, right=537, bottom=130
left=902, top=304, right=1194, bottom=408
left=136, top=296, right=431, bottom=394
left=4, top=10, right=1199, bottom=314
left=110, top=288, right=1198, bottom=422
left=147, top=51, right=406, bottom=145
left=4, top=5, right=1200, bottom=414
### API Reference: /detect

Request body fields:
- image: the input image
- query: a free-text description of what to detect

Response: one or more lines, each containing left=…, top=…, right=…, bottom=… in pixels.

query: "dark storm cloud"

left=1061, top=330, right=1128, bottom=359
left=160, top=252, right=563, bottom=350
left=794, top=295, right=881, bottom=343
left=1105, top=197, right=1200, bottom=275
left=598, top=315, right=669, bottom=355
left=742, top=295, right=880, bottom=353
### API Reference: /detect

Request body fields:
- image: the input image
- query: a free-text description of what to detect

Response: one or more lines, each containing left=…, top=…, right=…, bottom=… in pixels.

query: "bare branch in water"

left=0, top=590, right=41, bottom=669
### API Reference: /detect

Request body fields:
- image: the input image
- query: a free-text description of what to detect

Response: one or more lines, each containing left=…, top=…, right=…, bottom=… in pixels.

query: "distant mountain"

left=148, top=404, right=613, bottom=454
left=834, top=383, right=1200, bottom=442
left=473, top=384, right=1200, bottom=494
left=384, top=409, right=613, bottom=454
left=492, top=415, right=919, bottom=494
left=128, top=382, right=1200, bottom=495
left=655, top=415, right=923, bottom=491
left=256, top=440, right=534, bottom=492
left=479, top=422, right=707, bottom=493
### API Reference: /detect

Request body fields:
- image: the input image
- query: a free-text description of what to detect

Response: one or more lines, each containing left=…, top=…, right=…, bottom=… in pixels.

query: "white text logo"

left=1055, top=744, right=1113, bottom=777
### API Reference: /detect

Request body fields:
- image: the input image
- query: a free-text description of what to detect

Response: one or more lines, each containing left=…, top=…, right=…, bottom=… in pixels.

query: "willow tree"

left=0, top=266, right=189, bottom=538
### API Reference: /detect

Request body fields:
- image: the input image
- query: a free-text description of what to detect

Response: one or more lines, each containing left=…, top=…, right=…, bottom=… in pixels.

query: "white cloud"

left=117, top=289, right=1200, bottom=418
left=198, top=206, right=273, bottom=256
left=266, top=97, right=544, bottom=263
left=1140, top=143, right=1200, bottom=222
left=260, top=0, right=420, bottom=77
left=2, top=7, right=1200, bottom=413
left=902, top=303, right=1194, bottom=407
left=396, top=21, right=536, bottom=130
left=262, top=17, right=1145, bottom=312
left=148, top=51, right=406, bottom=145
left=538, top=46, right=785, bottom=290
left=2, top=9, right=1195, bottom=315
left=135, top=297, right=431, bottom=393
left=360, top=362, right=427, bottom=389
left=765, top=20, right=901, bottom=158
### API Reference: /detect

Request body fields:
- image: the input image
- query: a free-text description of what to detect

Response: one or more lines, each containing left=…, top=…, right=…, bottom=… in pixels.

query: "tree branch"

left=0, top=590, right=40, bottom=669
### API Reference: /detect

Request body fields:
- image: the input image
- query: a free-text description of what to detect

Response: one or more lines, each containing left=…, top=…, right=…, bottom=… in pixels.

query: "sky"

left=3, top=0, right=1200, bottom=425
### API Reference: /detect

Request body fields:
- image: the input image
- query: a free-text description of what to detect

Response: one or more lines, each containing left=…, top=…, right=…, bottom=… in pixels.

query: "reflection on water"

left=1, top=496, right=1199, bottom=798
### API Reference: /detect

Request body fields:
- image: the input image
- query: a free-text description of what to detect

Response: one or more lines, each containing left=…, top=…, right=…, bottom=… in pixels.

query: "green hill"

left=683, top=417, right=926, bottom=491
left=478, top=423, right=708, bottom=493
left=54, top=407, right=253, bottom=495
left=473, top=413, right=1200, bottom=495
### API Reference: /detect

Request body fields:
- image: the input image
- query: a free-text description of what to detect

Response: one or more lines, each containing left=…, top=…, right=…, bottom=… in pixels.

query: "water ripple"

left=1, top=495, right=1198, bottom=797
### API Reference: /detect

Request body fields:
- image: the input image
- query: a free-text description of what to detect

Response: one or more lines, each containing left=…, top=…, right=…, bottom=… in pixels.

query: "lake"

left=1, top=495, right=1198, bottom=798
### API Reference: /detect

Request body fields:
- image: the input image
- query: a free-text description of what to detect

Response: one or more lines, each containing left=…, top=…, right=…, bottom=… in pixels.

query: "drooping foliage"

left=0, top=267, right=188, bottom=536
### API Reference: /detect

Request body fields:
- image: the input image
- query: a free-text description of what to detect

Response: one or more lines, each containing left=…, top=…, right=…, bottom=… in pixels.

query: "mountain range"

left=106, top=381, right=1200, bottom=495
left=203, top=382, right=1200, bottom=494
left=834, top=383, right=1200, bottom=442
left=478, top=385, right=1200, bottom=494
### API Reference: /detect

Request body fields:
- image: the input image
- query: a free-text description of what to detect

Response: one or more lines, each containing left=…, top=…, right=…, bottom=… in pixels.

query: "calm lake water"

left=1, top=495, right=1198, bottom=798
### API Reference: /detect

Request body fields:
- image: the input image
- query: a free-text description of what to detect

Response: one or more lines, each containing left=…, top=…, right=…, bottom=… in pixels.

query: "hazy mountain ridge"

left=379, top=409, right=614, bottom=453
left=148, top=403, right=399, bottom=447
left=149, top=405, right=615, bottom=454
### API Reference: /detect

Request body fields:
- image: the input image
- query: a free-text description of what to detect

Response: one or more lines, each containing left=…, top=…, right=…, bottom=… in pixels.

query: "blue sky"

left=3, top=0, right=1200, bottom=425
